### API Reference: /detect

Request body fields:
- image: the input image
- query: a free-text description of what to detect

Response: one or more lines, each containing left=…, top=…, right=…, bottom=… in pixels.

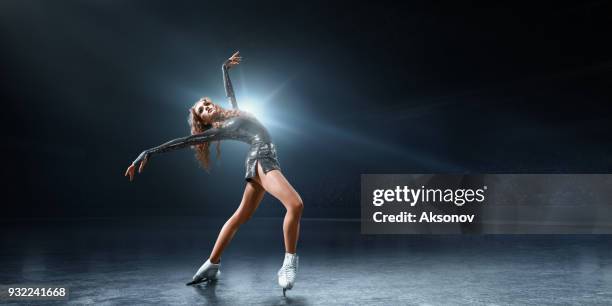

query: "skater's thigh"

left=256, top=162, right=302, bottom=209
left=234, top=181, right=265, bottom=220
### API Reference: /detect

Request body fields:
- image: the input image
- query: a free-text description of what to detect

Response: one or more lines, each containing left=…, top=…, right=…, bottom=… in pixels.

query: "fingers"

left=125, top=155, right=148, bottom=183
left=228, top=51, right=242, bottom=65
left=125, top=164, right=135, bottom=182
left=138, top=157, right=148, bottom=173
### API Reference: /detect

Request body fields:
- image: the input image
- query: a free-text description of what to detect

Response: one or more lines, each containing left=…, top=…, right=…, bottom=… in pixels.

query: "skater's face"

left=194, top=99, right=219, bottom=124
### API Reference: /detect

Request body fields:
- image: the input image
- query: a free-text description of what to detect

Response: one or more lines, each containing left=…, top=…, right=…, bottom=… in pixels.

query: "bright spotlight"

left=239, top=97, right=269, bottom=123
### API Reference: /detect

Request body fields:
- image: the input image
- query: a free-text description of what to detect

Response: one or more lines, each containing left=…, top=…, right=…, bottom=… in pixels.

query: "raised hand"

left=225, top=51, right=242, bottom=69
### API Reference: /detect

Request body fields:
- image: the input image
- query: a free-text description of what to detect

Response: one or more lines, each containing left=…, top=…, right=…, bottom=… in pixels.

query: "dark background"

left=1, top=0, right=611, bottom=219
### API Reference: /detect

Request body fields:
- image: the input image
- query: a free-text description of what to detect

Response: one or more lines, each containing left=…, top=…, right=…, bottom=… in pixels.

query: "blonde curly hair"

left=187, top=97, right=242, bottom=170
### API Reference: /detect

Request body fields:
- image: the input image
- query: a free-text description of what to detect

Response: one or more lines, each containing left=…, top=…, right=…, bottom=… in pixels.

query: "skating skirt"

left=245, top=142, right=281, bottom=181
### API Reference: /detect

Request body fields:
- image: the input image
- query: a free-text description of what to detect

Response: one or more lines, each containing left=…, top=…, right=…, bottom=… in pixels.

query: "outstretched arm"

left=223, top=51, right=242, bottom=109
left=125, top=126, right=226, bottom=181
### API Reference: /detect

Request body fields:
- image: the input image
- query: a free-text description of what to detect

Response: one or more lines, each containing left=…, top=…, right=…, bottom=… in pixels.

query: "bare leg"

left=252, top=163, right=303, bottom=253
left=209, top=181, right=265, bottom=263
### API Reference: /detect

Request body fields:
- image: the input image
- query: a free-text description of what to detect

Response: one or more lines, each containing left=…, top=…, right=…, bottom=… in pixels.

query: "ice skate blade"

left=186, top=278, right=211, bottom=286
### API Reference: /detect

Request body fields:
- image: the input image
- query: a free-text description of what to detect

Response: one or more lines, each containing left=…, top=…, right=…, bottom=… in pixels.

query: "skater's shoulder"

left=228, top=113, right=261, bottom=125
left=222, top=115, right=244, bottom=126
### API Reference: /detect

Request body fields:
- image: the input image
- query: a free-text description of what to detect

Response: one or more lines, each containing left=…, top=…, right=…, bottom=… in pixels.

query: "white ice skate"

left=186, top=259, right=221, bottom=286
left=278, top=253, right=298, bottom=296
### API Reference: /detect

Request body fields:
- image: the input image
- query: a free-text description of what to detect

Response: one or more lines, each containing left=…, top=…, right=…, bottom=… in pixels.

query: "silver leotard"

left=131, top=60, right=281, bottom=181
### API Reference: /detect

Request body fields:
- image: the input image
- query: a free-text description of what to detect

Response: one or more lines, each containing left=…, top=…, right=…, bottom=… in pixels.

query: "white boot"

left=189, top=259, right=220, bottom=285
left=278, top=253, right=298, bottom=293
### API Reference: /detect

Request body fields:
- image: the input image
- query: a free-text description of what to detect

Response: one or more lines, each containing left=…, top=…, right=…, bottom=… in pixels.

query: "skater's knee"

left=285, top=196, right=303, bottom=216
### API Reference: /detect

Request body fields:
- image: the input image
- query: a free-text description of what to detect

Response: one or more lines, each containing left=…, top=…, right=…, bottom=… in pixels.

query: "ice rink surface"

left=1, top=218, right=611, bottom=305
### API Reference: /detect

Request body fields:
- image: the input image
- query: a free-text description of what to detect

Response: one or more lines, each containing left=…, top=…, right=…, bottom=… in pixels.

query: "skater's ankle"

left=209, top=257, right=221, bottom=264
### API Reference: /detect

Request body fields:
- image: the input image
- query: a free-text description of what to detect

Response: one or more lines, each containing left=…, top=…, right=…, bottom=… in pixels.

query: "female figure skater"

left=125, top=52, right=303, bottom=295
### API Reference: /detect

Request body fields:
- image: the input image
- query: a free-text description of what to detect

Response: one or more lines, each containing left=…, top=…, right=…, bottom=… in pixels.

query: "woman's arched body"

left=125, top=51, right=303, bottom=294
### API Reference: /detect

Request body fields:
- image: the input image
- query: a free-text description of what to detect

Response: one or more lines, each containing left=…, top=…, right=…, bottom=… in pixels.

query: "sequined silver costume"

left=131, top=59, right=280, bottom=181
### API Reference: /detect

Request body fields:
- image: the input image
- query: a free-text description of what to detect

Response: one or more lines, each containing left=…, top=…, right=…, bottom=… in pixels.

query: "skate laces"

left=279, top=254, right=298, bottom=280
left=280, top=263, right=296, bottom=280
